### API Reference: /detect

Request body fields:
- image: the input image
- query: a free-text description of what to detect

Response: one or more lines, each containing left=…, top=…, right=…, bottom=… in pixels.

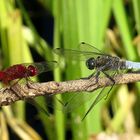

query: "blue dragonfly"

left=54, top=42, right=140, bottom=120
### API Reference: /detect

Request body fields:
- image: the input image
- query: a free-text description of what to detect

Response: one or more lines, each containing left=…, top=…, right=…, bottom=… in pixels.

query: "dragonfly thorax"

left=86, top=57, right=96, bottom=70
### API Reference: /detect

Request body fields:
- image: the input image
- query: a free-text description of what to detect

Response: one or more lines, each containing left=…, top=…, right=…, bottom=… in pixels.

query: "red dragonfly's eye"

left=0, top=72, right=4, bottom=80
left=27, top=65, right=38, bottom=76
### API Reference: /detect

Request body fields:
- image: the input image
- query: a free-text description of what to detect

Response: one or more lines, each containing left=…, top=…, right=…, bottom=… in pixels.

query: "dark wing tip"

left=81, top=41, right=86, bottom=44
left=54, top=48, right=61, bottom=50
left=51, top=60, right=58, bottom=64
left=53, top=48, right=62, bottom=55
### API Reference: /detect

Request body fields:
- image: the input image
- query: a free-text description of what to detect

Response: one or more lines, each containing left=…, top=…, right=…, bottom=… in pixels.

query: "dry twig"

left=0, top=72, right=140, bottom=106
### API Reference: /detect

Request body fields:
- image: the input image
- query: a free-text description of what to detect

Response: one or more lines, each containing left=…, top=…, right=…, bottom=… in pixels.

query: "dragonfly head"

left=86, top=57, right=96, bottom=70
left=27, top=65, right=38, bottom=76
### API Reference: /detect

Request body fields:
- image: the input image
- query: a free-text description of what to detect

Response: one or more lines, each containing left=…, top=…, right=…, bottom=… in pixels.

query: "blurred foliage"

left=0, top=0, right=140, bottom=140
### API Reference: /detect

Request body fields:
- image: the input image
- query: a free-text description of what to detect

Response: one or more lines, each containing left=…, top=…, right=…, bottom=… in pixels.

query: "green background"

left=0, top=0, right=140, bottom=140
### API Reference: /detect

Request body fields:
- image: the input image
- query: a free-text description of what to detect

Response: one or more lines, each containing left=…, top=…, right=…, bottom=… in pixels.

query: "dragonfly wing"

left=26, top=98, right=50, bottom=116
left=40, top=71, right=117, bottom=119
left=53, top=91, right=97, bottom=113
left=53, top=42, right=110, bottom=61
left=29, top=61, right=58, bottom=74
left=53, top=48, right=92, bottom=61
left=52, top=86, right=113, bottom=119
left=79, top=42, right=103, bottom=54
left=82, top=87, right=109, bottom=120
left=81, top=71, right=117, bottom=120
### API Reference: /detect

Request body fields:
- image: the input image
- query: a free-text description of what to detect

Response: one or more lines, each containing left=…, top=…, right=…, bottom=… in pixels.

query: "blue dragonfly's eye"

left=86, top=57, right=95, bottom=70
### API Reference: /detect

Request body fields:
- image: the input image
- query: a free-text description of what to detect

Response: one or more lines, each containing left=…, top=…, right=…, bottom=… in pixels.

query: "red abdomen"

left=2, top=64, right=27, bottom=84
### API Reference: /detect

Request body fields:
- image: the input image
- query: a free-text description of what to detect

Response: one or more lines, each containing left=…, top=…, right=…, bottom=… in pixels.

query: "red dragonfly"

left=0, top=61, right=58, bottom=116
left=0, top=61, right=57, bottom=84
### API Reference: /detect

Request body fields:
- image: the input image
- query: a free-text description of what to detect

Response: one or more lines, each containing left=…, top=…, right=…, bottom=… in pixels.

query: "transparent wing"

left=24, top=61, right=58, bottom=74
left=80, top=71, right=117, bottom=120
left=48, top=71, right=116, bottom=120
left=53, top=42, right=109, bottom=61
left=26, top=98, right=50, bottom=116
left=49, top=86, right=113, bottom=119
left=82, top=82, right=114, bottom=120
left=79, top=42, right=104, bottom=54
left=59, top=92, right=94, bottom=112
left=47, top=91, right=97, bottom=113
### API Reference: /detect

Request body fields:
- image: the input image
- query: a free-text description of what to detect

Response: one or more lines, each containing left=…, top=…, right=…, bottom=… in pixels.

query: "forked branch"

left=0, top=72, right=140, bottom=106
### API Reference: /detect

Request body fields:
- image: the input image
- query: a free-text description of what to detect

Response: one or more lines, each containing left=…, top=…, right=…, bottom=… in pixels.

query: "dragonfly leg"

left=102, top=71, right=115, bottom=99
left=81, top=71, right=100, bottom=89
left=80, top=73, right=95, bottom=80
left=82, top=71, right=115, bottom=120
left=94, top=71, right=100, bottom=83
left=82, top=85, right=107, bottom=121
left=25, top=77, right=38, bottom=90
left=3, top=79, right=24, bottom=99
